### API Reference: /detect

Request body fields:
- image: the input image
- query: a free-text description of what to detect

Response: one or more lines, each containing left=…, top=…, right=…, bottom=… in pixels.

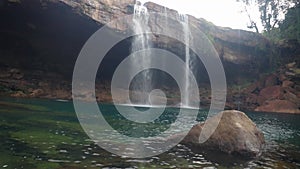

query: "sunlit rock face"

left=59, top=0, right=135, bottom=31
left=181, top=110, right=265, bottom=158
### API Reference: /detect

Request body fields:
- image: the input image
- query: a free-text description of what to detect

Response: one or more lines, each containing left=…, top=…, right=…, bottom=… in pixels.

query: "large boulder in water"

left=181, top=110, right=265, bottom=158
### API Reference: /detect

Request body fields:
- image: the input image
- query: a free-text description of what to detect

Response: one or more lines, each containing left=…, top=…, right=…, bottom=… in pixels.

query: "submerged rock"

left=181, top=110, right=265, bottom=158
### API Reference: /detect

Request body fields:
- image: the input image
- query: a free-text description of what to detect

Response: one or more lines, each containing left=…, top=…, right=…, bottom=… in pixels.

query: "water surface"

left=0, top=97, right=299, bottom=168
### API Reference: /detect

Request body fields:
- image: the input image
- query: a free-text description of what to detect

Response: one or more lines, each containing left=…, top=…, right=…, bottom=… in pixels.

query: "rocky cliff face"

left=0, top=0, right=273, bottom=79
left=1, top=0, right=298, bottom=113
left=58, top=0, right=273, bottom=78
left=242, top=62, right=300, bottom=114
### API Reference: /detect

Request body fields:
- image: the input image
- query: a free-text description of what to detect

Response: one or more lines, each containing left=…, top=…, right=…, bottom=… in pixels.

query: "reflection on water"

left=0, top=97, right=299, bottom=168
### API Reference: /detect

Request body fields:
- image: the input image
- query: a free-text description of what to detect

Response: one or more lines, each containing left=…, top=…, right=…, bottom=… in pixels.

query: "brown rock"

left=245, top=94, right=265, bottom=106
left=284, top=91, right=300, bottom=106
left=30, top=89, right=44, bottom=97
left=181, top=110, right=265, bottom=158
left=225, top=102, right=235, bottom=109
left=245, top=93, right=257, bottom=104
left=286, top=62, right=296, bottom=69
left=295, top=85, right=300, bottom=91
left=279, top=74, right=288, bottom=82
left=284, top=86, right=297, bottom=94
left=282, top=80, right=294, bottom=88
left=12, top=72, right=24, bottom=80
left=259, top=86, right=283, bottom=100
left=244, top=81, right=263, bottom=94
left=256, top=95, right=267, bottom=105
left=264, top=74, right=278, bottom=87
left=286, top=71, right=296, bottom=76
left=11, top=91, right=26, bottom=97
left=0, top=71, right=11, bottom=78
left=2, top=68, right=24, bottom=80
left=52, top=89, right=71, bottom=100
left=255, top=100, right=300, bottom=114
left=38, top=82, right=49, bottom=87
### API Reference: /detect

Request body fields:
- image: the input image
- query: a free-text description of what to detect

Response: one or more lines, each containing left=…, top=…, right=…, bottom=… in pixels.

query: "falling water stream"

left=130, top=1, right=194, bottom=108
left=130, top=2, right=152, bottom=105
left=179, top=14, right=192, bottom=108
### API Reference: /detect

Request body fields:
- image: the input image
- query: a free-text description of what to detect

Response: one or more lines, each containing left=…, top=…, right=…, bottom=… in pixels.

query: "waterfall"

left=164, top=6, right=168, bottom=26
left=179, top=14, right=192, bottom=108
left=129, top=2, right=194, bottom=108
left=130, top=2, right=152, bottom=105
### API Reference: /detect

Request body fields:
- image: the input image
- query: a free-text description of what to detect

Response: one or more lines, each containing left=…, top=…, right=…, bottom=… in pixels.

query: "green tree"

left=238, top=0, right=297, bottom=34
left=279, top=4, right=300, bottom=41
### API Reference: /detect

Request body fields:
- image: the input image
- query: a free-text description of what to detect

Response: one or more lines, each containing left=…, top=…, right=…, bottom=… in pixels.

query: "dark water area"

left=0, top=97, right=299, bottom=168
